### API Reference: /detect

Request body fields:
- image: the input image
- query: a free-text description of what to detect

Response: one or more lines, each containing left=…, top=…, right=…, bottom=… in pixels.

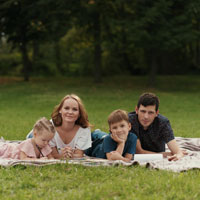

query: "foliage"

left=0, top=0, right=200, bottom=81
left=0, top=52, right=21, bottom=75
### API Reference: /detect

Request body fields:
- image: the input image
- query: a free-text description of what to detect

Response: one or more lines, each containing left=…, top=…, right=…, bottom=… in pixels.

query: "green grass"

left=0, top=75, right=200, bottom=200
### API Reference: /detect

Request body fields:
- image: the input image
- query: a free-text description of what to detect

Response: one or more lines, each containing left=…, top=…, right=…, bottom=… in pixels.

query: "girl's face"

left=59, top=98, right=80, bottom=124
left=34, top=130, right=54, bottom=148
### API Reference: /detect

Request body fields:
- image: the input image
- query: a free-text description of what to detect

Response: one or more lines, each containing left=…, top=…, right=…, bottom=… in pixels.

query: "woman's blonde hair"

left=33, top=117, right=55, bottom=136
left=51, top=94, right=91, bottom=128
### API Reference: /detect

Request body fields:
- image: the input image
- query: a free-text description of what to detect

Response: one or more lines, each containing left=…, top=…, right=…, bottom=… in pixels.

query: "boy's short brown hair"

left=108, top=109, right=129, bottom=126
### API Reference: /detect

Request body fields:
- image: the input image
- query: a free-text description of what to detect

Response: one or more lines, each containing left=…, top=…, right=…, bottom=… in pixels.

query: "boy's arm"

left=111, top=132, right=127, bottom=155
left=106, top=151, right=132, bottom=162
left=115, top=142, right=125, bottom=155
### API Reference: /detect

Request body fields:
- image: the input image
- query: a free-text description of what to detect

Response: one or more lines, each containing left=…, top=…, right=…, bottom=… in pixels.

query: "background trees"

left=0, top=0, right=200, bottom=83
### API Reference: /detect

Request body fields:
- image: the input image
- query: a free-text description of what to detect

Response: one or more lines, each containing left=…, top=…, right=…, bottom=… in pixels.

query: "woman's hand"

left=62, top=146, right=74, bottom=158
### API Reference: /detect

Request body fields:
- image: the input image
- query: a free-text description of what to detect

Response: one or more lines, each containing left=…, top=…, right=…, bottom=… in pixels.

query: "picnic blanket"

left=0, top=137, right=200, bottom=172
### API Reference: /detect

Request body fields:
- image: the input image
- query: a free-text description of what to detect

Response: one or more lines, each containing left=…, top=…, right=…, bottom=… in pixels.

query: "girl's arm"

left=19, top=151, right=39, bottom=160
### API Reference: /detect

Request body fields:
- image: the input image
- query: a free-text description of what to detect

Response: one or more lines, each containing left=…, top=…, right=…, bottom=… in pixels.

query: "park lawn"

left=0, top=75, right=199, bottom=200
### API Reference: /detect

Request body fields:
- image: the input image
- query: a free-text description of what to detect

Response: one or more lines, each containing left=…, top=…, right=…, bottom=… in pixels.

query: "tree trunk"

left=93, top=11, right=102, bottom=83
left=32, top=40, right=40, bottom=65
left=54, top=41, right=63, bottom=73
left=20, top=40, right=32, bottom=81
left=196, top=41, right=200, bottom=68
left=148, top=49, right=157, bottom=87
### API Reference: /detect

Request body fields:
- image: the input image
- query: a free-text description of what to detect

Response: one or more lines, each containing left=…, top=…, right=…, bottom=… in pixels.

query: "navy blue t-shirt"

left=91, top=132, right=137, bottom=159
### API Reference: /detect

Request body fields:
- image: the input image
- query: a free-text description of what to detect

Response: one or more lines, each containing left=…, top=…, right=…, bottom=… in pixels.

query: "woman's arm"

left=51, top=147, right=64, bottom=159
left=72, top=149, right=84, bottom=158
left=47, top=153, right=55, bottom=159
left=51, top=146, right=84, bottom=159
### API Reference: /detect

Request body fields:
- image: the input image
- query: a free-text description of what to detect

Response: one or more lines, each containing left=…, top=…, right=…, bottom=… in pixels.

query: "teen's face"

left=136, top=105, right=159, bottom=130
left=110, top=120, right=131, bottom=140
left=34, top=131, right=54, bottom=148
left=59, top=98, right=80, bottom=124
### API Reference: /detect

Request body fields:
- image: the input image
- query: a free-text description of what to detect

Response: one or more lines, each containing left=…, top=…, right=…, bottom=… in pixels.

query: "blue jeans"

left=84, top=129, right=108, bottom=156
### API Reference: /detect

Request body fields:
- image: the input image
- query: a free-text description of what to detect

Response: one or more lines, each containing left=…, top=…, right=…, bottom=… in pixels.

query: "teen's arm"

left=167, top=139, right=185, bottom=161
left=136, top=139, right=174, bottom=157
left=136, top=139, right=156, bottom=154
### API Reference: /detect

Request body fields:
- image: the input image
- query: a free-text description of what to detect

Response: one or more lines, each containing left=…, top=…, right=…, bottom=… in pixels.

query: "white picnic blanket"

left=0, top=137, right=200, bottom=172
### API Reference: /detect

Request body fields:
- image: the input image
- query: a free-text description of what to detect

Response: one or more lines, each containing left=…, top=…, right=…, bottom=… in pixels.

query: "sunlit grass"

left=0, top=75, right=199, bottom=199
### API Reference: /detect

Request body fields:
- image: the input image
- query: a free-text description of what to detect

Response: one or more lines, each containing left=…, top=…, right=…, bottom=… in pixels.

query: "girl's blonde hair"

left=33, top=117, right=55, bottom=135
left=51, top=94, right=91, bottom=128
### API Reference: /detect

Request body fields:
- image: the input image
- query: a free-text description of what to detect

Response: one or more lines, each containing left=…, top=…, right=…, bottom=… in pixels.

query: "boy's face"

left=136, top=105, right=159, bottom=130
left=110, top=120, right=131, bottom=140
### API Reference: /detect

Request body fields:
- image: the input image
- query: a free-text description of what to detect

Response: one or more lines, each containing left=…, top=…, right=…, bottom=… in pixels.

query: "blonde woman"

left=27, top=94, right=92, bottom=159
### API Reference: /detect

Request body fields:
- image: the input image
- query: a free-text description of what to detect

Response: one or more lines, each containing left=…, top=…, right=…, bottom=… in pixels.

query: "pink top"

left=0, top=139, right=52, bottom=159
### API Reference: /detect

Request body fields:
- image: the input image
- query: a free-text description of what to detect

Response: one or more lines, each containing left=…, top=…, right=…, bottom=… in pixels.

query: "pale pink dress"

left=0, top=139, right=52, bottom=159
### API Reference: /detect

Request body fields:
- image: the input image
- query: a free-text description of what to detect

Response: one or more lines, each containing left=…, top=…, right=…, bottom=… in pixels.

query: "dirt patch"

left=0, top=77, right=23, bottom=84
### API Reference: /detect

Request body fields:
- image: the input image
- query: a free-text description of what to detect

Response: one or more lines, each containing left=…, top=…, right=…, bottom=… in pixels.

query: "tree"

left=0, top=0, right=74, bottom=80
left=0, top=0, right=37, bottom=81
left=129, top=0, right=200, bottom=85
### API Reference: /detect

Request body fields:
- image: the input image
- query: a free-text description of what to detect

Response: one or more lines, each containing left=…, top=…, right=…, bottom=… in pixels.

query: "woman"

left=27, top=94, right=92, bottom=159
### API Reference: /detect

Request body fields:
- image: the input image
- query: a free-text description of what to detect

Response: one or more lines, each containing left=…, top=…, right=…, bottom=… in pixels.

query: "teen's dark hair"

left=137, top=93, right=160, bottom=111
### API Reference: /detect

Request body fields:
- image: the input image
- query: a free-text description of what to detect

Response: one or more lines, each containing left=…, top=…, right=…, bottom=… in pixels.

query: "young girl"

left=0, top=117, right=55, bottom=160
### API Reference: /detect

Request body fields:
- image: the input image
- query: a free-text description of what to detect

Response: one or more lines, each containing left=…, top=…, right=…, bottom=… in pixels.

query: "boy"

left=85, top=109, right=137, bottom=162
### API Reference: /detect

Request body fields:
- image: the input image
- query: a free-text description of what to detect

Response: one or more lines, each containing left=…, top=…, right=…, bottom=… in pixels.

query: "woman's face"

left=59, top=98, right=80, bottom=124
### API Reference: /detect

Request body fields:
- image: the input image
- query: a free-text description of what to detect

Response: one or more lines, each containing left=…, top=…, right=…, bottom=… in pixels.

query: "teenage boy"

left=85, top=109, right=137, bottom=162
left=128, top=92, right=185, bottom=161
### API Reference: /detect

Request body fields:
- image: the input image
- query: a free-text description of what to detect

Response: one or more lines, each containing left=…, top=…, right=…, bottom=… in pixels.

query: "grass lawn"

left=0, top=75, right=199, bottom=200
